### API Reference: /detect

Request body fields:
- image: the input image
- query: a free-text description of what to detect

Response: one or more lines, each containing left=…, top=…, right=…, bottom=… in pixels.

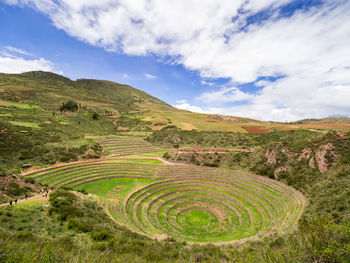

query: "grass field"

left=26, top=136, right=306, bottom=243
left=9, top=120, right=40, bottom=128
left=27, top=160, right=305, bottom=243
left=92, top=136, right=160, bottom=156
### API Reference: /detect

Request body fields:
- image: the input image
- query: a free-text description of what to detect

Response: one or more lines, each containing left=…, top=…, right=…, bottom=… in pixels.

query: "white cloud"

left=145, top=73, right=158, bottom=79
left=0, top=46, right=59, bottom=74
left=0, top=56, right=56, bottom=74
left=176, top=99, right=187, bottom=104
left=6, top=0, right=350, bottom=121
left=122, top=73, right=129, bottom=79
left=200, top=80, right=215, bottom=87
left=173, top=102, right=204, bottom=113
left=4, top=46, right=34, bottom=56
left=197, top=87, right=254, bottom=104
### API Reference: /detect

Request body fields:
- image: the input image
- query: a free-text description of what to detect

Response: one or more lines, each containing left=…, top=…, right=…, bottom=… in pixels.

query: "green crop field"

left=26, top=136, right=306, bottom=243
left=92, top=136, right=160, bottom=156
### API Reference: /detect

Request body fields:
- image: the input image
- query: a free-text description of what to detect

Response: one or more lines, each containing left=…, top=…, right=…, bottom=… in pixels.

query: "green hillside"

left=0, top=71, right=349, bottom=262
left=0, top=71, right=168, bottom=114
left=0, top=71, right=267, bottom=132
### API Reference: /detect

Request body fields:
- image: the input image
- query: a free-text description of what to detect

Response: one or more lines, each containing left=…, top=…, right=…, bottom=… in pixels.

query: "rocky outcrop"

left=298, top=148, right=312, bottom=160
left=315, top=143, right=334, bottom=173
left=309, top=157, right=316, bottom=168
left=273, top=166, right=289, bottom=180
left=265, top=149, right=277, bottom=165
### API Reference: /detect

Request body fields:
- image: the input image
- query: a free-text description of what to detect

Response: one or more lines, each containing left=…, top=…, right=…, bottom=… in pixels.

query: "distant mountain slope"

left=0, top=71, right=349, bottom=132
left=291, top=117, right=350, bottom=124
left=0, top=71, right=264, bottom=132
left=0, top=71, right=169, bottom=115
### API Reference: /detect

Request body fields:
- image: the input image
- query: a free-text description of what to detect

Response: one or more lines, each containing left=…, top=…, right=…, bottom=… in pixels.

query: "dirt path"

left=22, top=157, right=109, bottom=176
left=111, top=156, right=179, bottom=165
left=0, top=194, right=48, bottom=207
left=156, top=157, right=179, bottom=165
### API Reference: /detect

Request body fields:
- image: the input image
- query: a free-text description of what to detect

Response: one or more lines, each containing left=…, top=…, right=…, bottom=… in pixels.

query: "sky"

left=0, top=0, right=349, bottom=122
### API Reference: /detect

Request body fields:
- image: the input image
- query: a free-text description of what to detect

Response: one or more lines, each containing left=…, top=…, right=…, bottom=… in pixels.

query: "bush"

left=24, top=177, right=35, bottom=184
left=92, top=229, right=111, bottom=241
left=60, top=101, right=78, bottom=112
left=77, top=189, right=88, bottom=195
left=299, top=217, right=350, bottom=262
left=48, top=190, right=83, bottom=220
left=92, top=112, right=100, bottom=120
left=67, top=218, right=93, bottom=232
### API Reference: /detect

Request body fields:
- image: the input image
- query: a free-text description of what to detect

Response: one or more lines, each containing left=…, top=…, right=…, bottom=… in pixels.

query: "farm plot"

left=93, top=136, right=159, bottom=156
left=26, top=160, right=306, bottom=243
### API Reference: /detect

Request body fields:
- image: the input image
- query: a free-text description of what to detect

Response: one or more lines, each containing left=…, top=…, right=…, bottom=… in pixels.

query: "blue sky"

left=0, top=0, right=349, bottom=121
left=0, top=3, right=205, bottom=104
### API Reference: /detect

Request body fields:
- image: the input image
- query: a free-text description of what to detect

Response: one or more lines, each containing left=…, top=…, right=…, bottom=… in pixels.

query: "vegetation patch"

left=27, top=158, right=305, bottom=243
left=9, top=121, right=39, bottom=128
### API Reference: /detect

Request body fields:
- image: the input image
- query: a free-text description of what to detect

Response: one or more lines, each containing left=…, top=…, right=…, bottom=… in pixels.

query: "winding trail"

left=0, top=194, right=48, bottom=207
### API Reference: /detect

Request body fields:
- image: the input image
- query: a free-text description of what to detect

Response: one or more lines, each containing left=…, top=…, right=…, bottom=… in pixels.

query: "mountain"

left=0, top=71, right=349, bottom=262
left=0, top=71, right=168, bottom=113
left=0, top=71, right=265, bottom=132
left=291, top=117, right=350, bottom=124
left=2, top=71, right=350, bottom=134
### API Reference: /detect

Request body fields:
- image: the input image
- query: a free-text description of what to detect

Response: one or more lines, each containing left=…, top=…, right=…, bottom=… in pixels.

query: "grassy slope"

left=0, top=71, right=349, bottom=261
left=1, top=71, right=349, bottom=133
left=0, top=71, right=271, bottom=133
left=147, top=127, right=350, bottom=223
left=0, top=189, right=348, bottom=262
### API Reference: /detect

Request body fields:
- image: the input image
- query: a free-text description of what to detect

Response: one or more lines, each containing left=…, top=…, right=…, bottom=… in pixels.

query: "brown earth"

left=242, top=126, right=270, bottom=133
left=180, top=122, right=197, bottom=130
left=149, top=125, right=166, bottom=130
left=315, top=143, right=334, bottom=173
left=265, top=149, right=277, bottom=165
left=298, top=148, right=312, bottom=160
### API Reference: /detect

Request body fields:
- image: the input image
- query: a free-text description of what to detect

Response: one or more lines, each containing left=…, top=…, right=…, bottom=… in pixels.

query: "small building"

left=22, top=163, right=32, bottom=169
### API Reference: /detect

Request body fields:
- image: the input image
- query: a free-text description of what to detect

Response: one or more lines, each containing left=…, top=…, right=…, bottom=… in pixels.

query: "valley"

left=0, top=72, right=349, bottom=262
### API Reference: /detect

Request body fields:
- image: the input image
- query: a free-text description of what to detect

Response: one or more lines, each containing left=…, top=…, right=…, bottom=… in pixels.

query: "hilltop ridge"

left=1, top=71, right=349, bottom=133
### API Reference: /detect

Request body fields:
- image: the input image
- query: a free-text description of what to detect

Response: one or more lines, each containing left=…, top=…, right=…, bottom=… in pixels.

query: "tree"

left=92, top=112, right=100, bottom=120
left=60, top=101, right=78, bottom=112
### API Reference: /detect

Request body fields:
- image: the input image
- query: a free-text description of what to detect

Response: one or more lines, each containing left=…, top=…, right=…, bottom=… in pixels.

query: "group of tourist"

left=8, top=187, right=54, bottom=206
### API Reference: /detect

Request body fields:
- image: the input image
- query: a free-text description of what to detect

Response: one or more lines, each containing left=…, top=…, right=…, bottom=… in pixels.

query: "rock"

left=298, top=148, right=312, bottom=160
left=265, top=149, right=277, bottom=165
left=274, top=166, right=289, bottom=180
left=315, top=143, right=334, bottom=173
left=309, top=157, right=316, bottom=168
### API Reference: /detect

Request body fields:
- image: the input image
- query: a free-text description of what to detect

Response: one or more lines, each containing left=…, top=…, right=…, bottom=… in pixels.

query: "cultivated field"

left=26, top=136, right=306, bottom=243
left=92, top=136, right=159, bottom=156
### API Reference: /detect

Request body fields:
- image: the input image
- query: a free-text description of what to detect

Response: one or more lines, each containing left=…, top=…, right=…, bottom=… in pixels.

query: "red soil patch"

left=117, top=126, right=129, bottom=131
left=300, top=123, right=350, bottom=131
left=106, top=115, right=119, bottom=119
left=149, top=125, right=166, bottom=130
left=270, top=124, right=298, bottom=131
left=242, top=126, right=270, bottom=133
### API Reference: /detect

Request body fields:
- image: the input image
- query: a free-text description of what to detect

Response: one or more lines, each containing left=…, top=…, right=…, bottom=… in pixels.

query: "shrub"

left=77, top=189, right=88, bottom=195
left=24, top=177, right=35, bottom=184
left=92, top=112, right=100, bottom=120
left=60, top=101, right=78, bottom=112
left=92, top=229, right=111, bottom=241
